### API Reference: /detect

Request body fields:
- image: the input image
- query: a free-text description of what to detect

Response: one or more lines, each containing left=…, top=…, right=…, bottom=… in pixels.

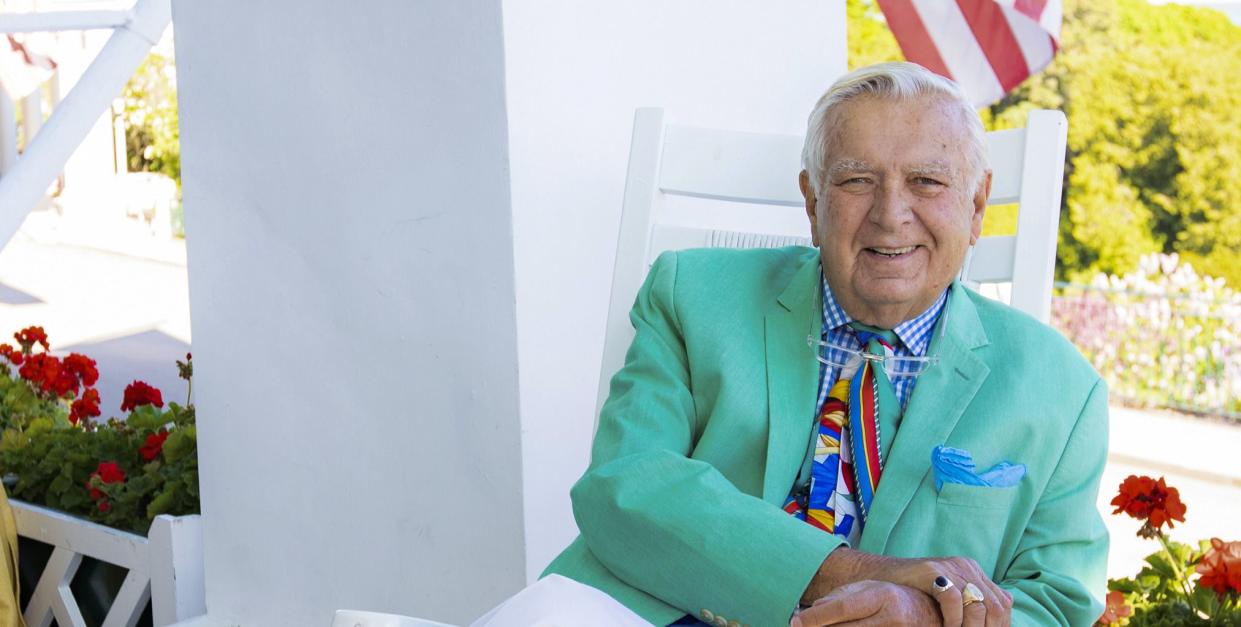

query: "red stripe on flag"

left=875, top=0, right=953, bottom=79
left=1013, top=0, right=1049, bottom=23
left=956, top=0, right=1029, bottom=92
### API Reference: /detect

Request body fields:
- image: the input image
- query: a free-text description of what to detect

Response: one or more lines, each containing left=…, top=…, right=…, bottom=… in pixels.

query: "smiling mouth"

left=866, top=246, right=918, bottom=258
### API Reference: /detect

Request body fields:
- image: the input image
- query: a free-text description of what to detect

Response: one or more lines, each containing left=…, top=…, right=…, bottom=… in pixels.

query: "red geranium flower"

left=140, top=431, right=169, bottom=461
left=120, top=380, right=164, bottom=412
left=0, top=343, right=21, bottom=365
left=1110, top=475, right=1186, bottom=535
left=69, top=388, right=101, bottom=425
left=1094, top=590, right=1133, bottom=626
left=98, top=501, right=111, bottom=513
left=86, top=461, right=126, bottom=500
left=14, top=326, right=49, bottom=352
left=1196, top=538, right=1241, bottom=598
left=96, top=461, right=124, bottom=483
left=62, top=353, right=99, bottom=388
left=48, top=367, right=79, bottom=398
left=18, top=353, right=63, bottom=395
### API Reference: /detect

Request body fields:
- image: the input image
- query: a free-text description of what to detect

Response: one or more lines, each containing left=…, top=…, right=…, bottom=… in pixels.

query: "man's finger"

left=930, top=577, right=964, bottom=627
left=958, top=564, right=1009, bottom=627
left=963, top=595, right=987, bottom=627
left=984, top=585, right=1013, bottom=627
left=814, top=615, right=902, bottom=627
left=947, top=557, right=1009, bottom=627
left=792, top=581, right=883, bottom=626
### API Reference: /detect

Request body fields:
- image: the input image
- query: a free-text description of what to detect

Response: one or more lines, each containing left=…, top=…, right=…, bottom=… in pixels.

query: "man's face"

left=800, top=94, right=991, bottom=328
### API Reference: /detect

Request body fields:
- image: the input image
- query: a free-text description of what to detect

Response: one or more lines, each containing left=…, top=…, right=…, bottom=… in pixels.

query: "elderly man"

left=526, top=63, right=1109, bottom=627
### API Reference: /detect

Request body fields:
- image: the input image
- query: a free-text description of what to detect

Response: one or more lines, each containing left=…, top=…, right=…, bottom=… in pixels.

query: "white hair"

left=800, top=62, right=989, bottom=194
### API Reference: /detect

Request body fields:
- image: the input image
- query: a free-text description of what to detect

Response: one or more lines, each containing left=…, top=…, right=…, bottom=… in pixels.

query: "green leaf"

left=1190, top=584, right=1219, bottom=617
left=0, top=428, right=26, bottom=451
left=1145, top=551, right=1179, bottom=581
left=162, top=426, right=195, bottom=463
left=147, top=483, right=179, bottom=519
left=27, top=418, right=53, bottom=436
left=126, top=405, right=166, bottom=431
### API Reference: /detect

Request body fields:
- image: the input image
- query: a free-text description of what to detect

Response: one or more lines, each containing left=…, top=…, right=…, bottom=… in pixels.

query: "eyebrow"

left=826, top=160, right=957, bottom=179
left=826, top=159, right=873, bottom=178
left=907, top=162, right=954, bottom=177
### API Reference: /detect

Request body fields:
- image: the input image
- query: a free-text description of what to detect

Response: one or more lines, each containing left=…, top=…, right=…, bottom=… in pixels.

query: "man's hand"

left=802, top=548, right=1012, bottom=627
left=791, top=580, right=938, bottom=626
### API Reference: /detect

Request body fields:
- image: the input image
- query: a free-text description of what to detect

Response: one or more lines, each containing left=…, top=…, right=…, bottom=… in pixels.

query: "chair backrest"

left=598, top=107, right=1068, bottom=414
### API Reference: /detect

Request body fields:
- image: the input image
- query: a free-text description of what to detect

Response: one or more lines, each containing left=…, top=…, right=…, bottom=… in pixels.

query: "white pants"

left=470, top=574, right=654, bottom=627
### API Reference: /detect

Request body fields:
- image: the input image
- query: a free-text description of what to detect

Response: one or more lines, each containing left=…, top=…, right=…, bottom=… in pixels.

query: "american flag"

left=875, top=0, right=1062, bottom=106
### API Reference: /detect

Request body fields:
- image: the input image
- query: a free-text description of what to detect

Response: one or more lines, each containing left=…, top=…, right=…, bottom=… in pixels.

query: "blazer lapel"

left=760, top=255, right=823, bottom=503
left=858, top=283, right=991, bottom=554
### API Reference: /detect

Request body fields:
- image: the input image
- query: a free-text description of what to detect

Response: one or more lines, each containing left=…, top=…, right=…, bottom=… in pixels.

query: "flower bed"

left=0, top=325, right=203, bottom=624
left=0, top=326, right=199, bottom=533
left=1053, top=254, right=1241, bottom=420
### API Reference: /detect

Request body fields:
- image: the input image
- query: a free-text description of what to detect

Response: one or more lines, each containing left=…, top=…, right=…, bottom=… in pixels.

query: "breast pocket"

left=936, top=483, right=1020, bottom=509
left=928, top=484, right=1021, bottom=576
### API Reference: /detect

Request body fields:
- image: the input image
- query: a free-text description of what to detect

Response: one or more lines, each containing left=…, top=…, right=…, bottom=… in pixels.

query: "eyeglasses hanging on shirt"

left=805, top=337, right=939, bottom=379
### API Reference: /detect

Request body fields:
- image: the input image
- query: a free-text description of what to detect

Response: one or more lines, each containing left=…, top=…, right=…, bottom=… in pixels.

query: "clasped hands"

left=790, top=548, right=1013, bottom=627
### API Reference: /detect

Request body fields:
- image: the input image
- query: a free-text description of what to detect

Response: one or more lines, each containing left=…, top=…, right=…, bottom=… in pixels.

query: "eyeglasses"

left=805, top=336, right=939, bottom=378
left=805, top=267, right=949, bottom=379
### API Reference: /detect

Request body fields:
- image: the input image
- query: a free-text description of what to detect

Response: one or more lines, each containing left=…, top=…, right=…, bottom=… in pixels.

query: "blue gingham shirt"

left=816, top=277, right=948, bottom=415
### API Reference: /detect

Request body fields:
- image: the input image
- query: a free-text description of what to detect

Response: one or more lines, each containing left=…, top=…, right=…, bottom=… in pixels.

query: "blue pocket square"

left=931, top=445, right=1026, bottom=491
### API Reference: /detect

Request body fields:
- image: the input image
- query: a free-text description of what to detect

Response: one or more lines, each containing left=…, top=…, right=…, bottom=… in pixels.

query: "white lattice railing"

left=11, top=500, right=205, bottom=627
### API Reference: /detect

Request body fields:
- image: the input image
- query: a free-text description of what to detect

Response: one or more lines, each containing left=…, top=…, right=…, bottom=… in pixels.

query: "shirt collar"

left=820, top=276, right=948, bottom=356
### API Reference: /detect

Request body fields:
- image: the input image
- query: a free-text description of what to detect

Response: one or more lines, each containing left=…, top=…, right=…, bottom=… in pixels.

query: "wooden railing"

left=11, top=500, right=204, bottom=627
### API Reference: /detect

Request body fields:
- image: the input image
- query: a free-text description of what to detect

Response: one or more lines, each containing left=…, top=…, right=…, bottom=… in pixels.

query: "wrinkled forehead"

left=823, top=95, right=976, bottom=177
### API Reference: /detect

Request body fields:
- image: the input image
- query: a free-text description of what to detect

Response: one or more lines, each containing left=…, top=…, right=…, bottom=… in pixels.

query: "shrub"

left=0, top=327, right=197, bottom=534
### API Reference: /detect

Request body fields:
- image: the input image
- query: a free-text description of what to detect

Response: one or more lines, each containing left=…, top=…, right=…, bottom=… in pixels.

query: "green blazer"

left=544, top=247, right=1109, bottom=627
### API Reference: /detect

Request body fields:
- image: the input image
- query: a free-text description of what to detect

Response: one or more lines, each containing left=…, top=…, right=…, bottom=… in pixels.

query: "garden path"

left=0, top=208, right=1237, bottom=582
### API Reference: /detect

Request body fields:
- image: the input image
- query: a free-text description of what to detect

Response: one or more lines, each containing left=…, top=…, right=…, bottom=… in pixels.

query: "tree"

left=121, top=51, right=180, bottom=187
left=848, top=0, right=1241, bottom=286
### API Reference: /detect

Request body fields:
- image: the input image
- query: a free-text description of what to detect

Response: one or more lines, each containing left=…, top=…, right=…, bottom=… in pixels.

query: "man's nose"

left=867, top=183, right=915, bottom=229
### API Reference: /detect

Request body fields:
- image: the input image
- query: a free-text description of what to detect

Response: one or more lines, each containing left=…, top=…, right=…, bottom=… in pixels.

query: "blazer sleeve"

left=570, top=251, right=842, bottom=627
left=1003, top=377, right=1110, bottom=626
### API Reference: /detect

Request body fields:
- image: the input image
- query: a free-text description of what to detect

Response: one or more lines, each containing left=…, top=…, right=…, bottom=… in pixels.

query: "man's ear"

left=799, top=170, right=820, bottom=247
left=969, top=170, right=992, bottom=245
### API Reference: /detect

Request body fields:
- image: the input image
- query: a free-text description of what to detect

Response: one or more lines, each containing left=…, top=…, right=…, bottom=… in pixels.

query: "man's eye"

left=913, top=177, right=945, bottom=186
left=839, top=177, right=871, bottom=186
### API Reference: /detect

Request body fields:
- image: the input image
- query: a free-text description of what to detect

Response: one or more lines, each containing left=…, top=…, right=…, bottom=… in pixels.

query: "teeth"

left=870, top=246, right=915, bottom=256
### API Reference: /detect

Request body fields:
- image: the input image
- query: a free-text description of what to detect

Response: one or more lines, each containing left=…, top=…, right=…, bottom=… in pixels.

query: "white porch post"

left=0, top=89, right=16, bottom=175
left=21, top=92, right=42, bottom=149
left=172, top=1, right=844, bottom=625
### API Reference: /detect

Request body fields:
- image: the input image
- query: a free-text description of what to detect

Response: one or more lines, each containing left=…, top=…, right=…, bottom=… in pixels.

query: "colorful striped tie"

left=846, top=323, right=901, bottom=523
left=784, top=324, right=901, bottom=538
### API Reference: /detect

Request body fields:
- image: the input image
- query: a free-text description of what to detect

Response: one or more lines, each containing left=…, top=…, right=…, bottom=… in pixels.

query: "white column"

left=0, top=91, right=16, bottom=175
left=173, top=2, right=524, bottom=625
left=20, top=91, right=42, bottom=150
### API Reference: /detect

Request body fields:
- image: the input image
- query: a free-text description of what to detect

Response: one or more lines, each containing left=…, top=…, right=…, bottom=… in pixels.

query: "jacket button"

left=700, top=609, right=714, bottom=622
left=728, top=622, right=741, bottom=627
left=713, top=617, right=727, bottom=627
